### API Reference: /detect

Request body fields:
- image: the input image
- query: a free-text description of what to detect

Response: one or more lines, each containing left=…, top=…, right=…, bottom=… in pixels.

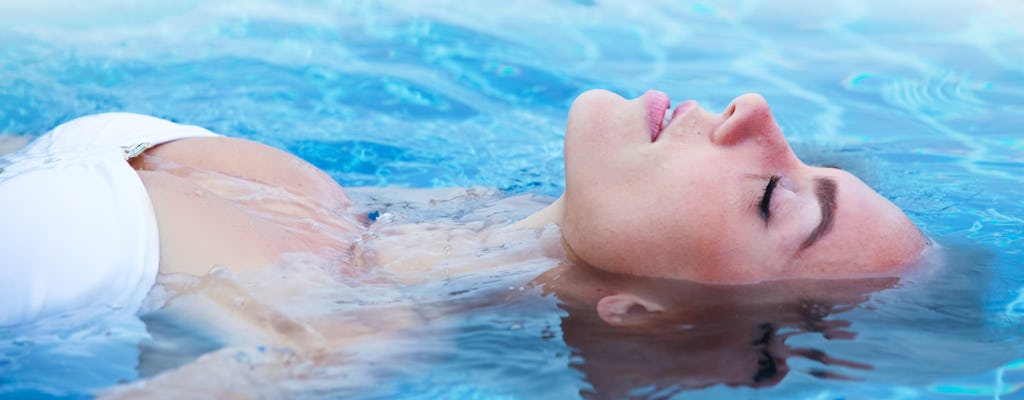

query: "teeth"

left=662, top=111, right=672, bottom=130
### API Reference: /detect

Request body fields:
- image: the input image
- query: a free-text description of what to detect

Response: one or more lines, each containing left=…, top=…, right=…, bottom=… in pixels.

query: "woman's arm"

left=100, top=266, right=426, bottom=398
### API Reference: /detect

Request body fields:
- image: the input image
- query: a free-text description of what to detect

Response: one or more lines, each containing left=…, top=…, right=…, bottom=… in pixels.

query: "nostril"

left=712, top=94, right=777, bottom=146
left=724, top=102, right=737, bottom=118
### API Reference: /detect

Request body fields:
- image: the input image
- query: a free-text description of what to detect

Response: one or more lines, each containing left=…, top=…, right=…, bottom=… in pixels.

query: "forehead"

left=789, top=169, right=923, bottom=275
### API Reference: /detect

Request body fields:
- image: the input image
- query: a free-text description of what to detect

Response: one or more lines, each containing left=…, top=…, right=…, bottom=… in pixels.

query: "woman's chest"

left=130, top=137, right=365, bottom=276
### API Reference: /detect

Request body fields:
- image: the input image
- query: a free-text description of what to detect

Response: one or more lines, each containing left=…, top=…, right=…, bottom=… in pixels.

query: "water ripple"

left=845, top=71, right=992, bottom=120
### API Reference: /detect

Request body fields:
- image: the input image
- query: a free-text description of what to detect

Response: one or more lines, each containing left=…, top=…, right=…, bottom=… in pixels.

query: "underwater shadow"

left=538, top=264, right=894, bottom=399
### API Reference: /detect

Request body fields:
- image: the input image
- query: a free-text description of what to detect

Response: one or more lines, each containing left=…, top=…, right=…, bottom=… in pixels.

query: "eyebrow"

left=799, top=177, right=837, bottom=251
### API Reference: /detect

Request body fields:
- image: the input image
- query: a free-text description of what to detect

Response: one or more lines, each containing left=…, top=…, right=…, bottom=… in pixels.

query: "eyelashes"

left=758, top=175, right=781, bottom=223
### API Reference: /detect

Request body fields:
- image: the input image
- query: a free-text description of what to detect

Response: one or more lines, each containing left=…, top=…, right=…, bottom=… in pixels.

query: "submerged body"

left=0, top=88, right=932, bottom=324
left=0, top=91, right=932, bottom=396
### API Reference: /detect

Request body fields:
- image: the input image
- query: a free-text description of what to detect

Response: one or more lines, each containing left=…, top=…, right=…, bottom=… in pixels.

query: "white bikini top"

left=0, top=113, right=218, bottom=326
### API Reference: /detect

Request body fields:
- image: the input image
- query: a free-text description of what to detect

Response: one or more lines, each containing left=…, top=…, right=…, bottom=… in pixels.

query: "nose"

left=712, top=93, right=785, bottom=148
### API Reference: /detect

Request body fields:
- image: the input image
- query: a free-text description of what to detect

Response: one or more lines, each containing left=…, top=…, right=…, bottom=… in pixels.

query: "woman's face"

left=561, top=90, right=927, bottom=283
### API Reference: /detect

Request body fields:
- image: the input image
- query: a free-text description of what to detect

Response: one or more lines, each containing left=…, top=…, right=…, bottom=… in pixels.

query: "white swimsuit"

left=0, top=113, right=218, bottom=326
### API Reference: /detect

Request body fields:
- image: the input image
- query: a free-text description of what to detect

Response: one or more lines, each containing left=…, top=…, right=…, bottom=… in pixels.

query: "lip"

left=644, top=90, right=671, bottom=142
left=671, top=100, right=698, bottom=123
left=658, top=99, right=699, bottom=140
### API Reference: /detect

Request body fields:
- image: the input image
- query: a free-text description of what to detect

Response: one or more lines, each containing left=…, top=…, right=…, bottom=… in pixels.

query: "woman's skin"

left=131, top=90, right=927, bottom=284
left=551, top=90, right=928, bottom=283
left=129, top=136, right=365, bottom=277
left=118, top=89, right=932, bottom=346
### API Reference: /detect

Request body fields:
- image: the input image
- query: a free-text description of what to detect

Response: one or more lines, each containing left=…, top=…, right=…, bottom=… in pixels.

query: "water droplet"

left=209, top=264, right=236, bottom=278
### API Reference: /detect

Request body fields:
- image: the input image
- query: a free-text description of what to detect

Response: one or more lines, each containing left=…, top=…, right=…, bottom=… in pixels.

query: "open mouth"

left=647, top=92, right=699, bottom=143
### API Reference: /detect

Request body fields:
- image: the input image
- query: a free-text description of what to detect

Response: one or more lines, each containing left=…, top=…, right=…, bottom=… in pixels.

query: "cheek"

left=562, top=175, right=731, bottom=279
left=565, top=95, right=647, bottom=156
left=563, top=184, right=678, bottom=273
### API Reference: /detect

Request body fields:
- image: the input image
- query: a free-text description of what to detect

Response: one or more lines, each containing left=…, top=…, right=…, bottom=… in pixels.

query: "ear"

left=596, top=293, right=666, bottom=327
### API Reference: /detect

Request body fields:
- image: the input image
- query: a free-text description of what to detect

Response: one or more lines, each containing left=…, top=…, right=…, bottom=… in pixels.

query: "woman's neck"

left=514, top=195, right=565, bottom=228
left=351, top=192, right=568, bottom=285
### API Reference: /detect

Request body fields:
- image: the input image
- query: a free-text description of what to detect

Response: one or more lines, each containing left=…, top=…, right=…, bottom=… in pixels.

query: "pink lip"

left=644, top=90, right=671, bottom=142
left=672, top=100, right=697, bottom=121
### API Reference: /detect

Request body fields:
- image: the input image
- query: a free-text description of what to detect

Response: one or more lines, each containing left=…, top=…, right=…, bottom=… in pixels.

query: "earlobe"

left=596, top=293, right=665, bottom=327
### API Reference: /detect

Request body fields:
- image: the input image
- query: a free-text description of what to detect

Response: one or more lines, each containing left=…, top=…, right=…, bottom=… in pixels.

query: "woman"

left=0, top=89, right=933, bottom=396
left=0, top=89, right=928, bottom=327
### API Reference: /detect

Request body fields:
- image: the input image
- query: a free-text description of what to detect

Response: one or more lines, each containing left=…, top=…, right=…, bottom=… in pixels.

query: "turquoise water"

left=2, top=0, right=1024, bottom=398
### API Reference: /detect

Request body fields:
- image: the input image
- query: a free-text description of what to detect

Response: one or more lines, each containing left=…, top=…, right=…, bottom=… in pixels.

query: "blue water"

left=2, top=0, right=1024, bottom=398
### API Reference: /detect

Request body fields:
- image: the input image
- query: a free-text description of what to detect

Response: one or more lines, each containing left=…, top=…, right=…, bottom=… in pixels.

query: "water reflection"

left=538, top=264, right=896, bottom=399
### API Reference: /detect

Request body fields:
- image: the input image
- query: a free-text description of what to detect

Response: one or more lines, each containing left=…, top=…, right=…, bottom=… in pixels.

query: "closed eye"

left=758, top=175, right=780, bottom=223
